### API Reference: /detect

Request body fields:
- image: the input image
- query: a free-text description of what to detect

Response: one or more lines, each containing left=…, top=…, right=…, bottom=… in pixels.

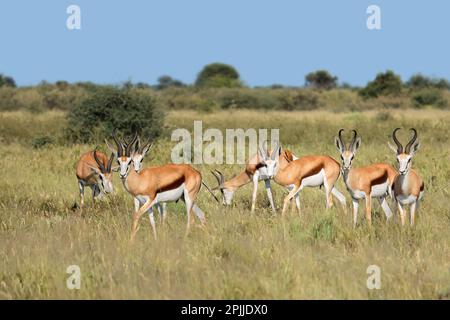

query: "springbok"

left=211, top=146, right=298, bottom=212
left=110, top=131, right=217, bottom=241
left=106, top=134, right=167, bottom=223
left=262, top=143, right=347, bottom=216
left=335, top=129, right=397, bottom=227
left=75, top=150, right=115, bottom=209
left=388, top=128, right=424, bottom=226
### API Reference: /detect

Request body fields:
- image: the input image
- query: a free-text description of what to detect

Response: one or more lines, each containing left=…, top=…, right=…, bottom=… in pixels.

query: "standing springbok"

left=211, top=146, right=298, bottom=212
left=110, top=131, right=217, bottom=241
left=261, top=143, right=347, bottom=216
left=389, top=128, right=424, bottom=226
left=335, top=129, right=397, bottom=227
left=75, top=150, right=115, bottom=210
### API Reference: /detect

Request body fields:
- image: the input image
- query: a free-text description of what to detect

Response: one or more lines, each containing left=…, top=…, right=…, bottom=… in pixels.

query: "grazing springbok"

left=335, top=129, right=397, bottom=227
left=260, top=143, right=347, bottom=216
left=110, top=131, right=217, bottom=241
left=388, top=128, right=424, bottom=226
left=75, top=150, right=115, bottom=209
left=211, top=146, right=298, bottom=212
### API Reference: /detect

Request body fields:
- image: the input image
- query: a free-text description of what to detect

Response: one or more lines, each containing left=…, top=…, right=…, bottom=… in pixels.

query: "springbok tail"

left=202, top=181, right=219, bottom=203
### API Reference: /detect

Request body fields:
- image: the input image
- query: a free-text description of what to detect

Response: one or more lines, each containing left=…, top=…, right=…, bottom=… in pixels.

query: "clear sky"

left=0, top=0, right=449, bottom=87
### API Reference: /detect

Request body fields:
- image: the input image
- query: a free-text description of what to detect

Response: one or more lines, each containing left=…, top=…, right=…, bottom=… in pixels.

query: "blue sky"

left=0, top=0, right=449, bottom=87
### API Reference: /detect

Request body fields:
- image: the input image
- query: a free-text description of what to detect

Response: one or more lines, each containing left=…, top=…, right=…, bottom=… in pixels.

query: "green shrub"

left=0, top=74, right=16, bottom=88
left=412, top=88, right=447, bottom=108
left=195, top=63, right=242, bottom=88
left=32, top=136, right=54, bottom=149
left=65, top=86, right=164, bottom=143
left=305, top=70, right=338, bottom=90
left=360, top=70, right=403, bottom=98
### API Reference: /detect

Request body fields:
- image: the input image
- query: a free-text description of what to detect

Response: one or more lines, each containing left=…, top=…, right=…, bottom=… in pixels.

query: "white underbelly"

left=371, top=182, right=389, bottom=197
left=136, top=183, right=185, bottom=204
left=349, top=182, right=389, bottom=200
left=301, top=169, right=325, bottom=188
left=396, top=194, right=417, bottom=205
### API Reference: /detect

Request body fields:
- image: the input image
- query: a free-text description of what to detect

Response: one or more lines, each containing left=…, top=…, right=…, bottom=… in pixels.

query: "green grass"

left=0, top=109, right=449, bottom=299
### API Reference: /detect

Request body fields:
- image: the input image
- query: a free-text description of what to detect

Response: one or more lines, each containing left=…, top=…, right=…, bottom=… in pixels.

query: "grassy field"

left=0, top=109, right=449, bottom=299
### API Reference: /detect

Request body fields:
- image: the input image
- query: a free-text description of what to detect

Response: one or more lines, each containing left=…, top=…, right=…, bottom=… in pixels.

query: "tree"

left=406, top=74, right=450, bottom=90
left=156, top=75, right=185, bottom=90
left=359, top=70, right=403, bottom=98
left=0, top=74, right=16, bottom=88
left=195, top=63, right=242, bottom=88
left=65, top=86, right=164, bottom=143
left=305, top=70, right=338, bottom=90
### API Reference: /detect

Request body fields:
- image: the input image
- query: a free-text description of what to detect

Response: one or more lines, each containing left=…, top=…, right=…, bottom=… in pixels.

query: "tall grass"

left=0, top=110, right=449, bottom=299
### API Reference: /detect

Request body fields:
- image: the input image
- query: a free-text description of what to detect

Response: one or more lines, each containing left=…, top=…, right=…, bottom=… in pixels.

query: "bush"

left=65, top=86, right=164, bottom=143
left=32, top=136, right=54, bottom=149
left=407, top=74, right=450, bottom=90
left=0, top=74, right=16, bottom=88
left=412, top=88, right=447, bottom=108
left=305, top=70, right=338, bottom=90
left=195, top=63, right=242, bottom=88
left=359, top=70, right=403, bottom=98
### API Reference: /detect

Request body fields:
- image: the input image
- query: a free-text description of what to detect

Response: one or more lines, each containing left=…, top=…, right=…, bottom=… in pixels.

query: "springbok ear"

left=105, top=139, right=118, bottom=156
left=410, top=141, right=420, bottom=155
left=142, top=142, right=153, bottom=155
left=353, top=137, right=362, bottom=153
left=271, top=144, right=281, bottom=160
left=387, top=141, right=398, bottom=154
left=334, top=137, right=344, bottom=153
left=86, top=164, right=101, bottom=175
left=258, top=146, right=267, bottom=161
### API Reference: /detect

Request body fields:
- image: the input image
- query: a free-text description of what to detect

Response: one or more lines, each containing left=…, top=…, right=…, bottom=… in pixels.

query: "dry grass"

left=0, top=109, right=449, bottom=299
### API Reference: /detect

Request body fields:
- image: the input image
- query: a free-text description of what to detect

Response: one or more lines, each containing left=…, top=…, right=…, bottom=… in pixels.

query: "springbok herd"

left=76, top=128, right=424, bottom=241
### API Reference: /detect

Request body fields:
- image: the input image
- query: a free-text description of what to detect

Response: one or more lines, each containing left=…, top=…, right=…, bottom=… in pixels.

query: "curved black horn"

left=126, top=132, right=138, bottom=156
left=211, top=170, right=224, bottom=190
left=93, top=150, right=106, bottom=173
left=392, top=128, right=403, bottom=154
left=107, top=152, right=114, bottom=172
left=405, top=128, right=418, bottom=154
left=349, top=130, right=357, bottom=151
left=112, top=129, right=123, bottom=157
left=338, top=129, right=345, bottom=150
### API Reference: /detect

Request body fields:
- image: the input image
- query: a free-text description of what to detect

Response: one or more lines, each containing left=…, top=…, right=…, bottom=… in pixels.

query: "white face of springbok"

left=131, top=136, right=153, bottom=173
left=259, top=142, right=281, bottom=178
left=335, top=129, right=361, bottom=171
left=388, top=128, right=420, bottom=176
left=91, top=150, right=115, bottom=194
left=106, top=131, right=137, bottom=180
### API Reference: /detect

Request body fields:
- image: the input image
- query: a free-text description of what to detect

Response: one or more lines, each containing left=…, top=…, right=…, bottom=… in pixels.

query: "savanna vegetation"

left=0, top=108, right=449, bottom=299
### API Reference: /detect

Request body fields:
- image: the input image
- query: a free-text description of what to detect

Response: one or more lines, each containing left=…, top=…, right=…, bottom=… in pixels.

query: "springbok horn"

left=271, top=141, right=280, bottom=160
left=338, top=129, right=346, bottom=150
left=126, top=132, right=138, bottom=156
left=93, top=150, right=106, bottom=173
left=112, top=129, right=123, bottom=157
left=392, top=128, right=403, bottom=154
left=210, top=170, right=223, bottom=190
left=107, top=152, right=114, bottom=172
left=405, top=128, right=418, bottom=154
left=349, top=130, right=357, bottom=151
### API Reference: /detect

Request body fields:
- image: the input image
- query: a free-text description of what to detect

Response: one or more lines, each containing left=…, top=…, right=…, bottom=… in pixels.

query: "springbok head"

left=388, top=128, right=420, bottom=175
left=258, top=141, right=281, bottom=178
left=211, top=169, right=234, bottom=205
left=91, top=150, right=115, bottom=194
left=106, top=129, right=137, bottom=179
left=131, top=135, right=153, bottom=173
left=335, top=129, right=362, bottom=171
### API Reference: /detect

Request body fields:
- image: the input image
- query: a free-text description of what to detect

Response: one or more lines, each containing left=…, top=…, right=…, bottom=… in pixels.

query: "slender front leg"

left=78, top=180, right=85, bottom=209
left=410, top=201, right=417, bottom=226
left=251, top=171, right=260, bottom=212
left=324, top=184, right=333, bottom=209
left=379, top=196, right=393, bottom=221
left=365, top=194, right=372, bottom=226
left=159, top=203, right=167, bottom=226
left=130, top=197, right=155, bottom=243
left=282, top=183, right=300, bottom=216
left=295, top=194, right=301, bottom=218
left=147, top=207, right=157, bottom=240
left=397, top=202, right=406, bottom=226
left=264, top=179, right=276, bottom=213
left=331, top=188, right=347, bottom=214
left=352, top=198, right=359, bottom=228
left=134, top=197, right=140, bottom=213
